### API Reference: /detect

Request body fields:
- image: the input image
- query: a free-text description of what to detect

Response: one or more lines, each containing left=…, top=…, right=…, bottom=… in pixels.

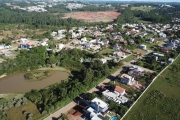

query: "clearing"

left=123, top=55, right=180, bottom=120
left=131, top=6, right=156, bottom=12
left=63, top=11, right=121, bottom=22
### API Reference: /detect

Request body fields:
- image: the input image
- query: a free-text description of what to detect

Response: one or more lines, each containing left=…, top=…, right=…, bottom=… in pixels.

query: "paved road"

left=44, top=64, right=126, bottom=120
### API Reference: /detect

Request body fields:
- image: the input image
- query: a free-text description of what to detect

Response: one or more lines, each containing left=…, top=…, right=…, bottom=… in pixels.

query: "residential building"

left=139, top=44, right=147, bottom=50
left=83, top=107, right=106, bottom=120
left=91, top=98, right=109, bottom=113
left=168, top=58, right=174, bottom=63
left=56, top=43, right=65, bottom=51
left=120, top=74, right=138, bottom=86
left=114, top=86, right=125, bottom=96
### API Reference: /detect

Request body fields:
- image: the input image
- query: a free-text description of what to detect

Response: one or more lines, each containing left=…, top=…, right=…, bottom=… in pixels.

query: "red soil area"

left=63, top=11, right=121, bottom=22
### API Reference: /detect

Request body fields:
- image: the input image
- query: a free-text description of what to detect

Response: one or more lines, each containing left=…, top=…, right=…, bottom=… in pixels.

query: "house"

left=38, top=41, right=48, bottom=46
left=127, top=39, right=134, bottom=44
left=19, top=38, right=29, bottom=43
left=149, top=38, right=155, bottom=43
left=91, top=97, right=109, bottom=113
left=56, top=43, right=65, bottom=51
left=168, top=58, right=174, bottom=63
left=101, top=59, right=107, bottom=64
left=81, top=37, right=87, bottom=42
left=139, top=44, right=147, bottom=50
left=161, top=47, right=169, bottom=53
left=128, top=66, right=144, bottom=78
left=159, top=32, right=166, bottom=38
left=114, top=86, right=125, bottom=96
left=112, top=52, right=126, bottom=59
left=51, top=31, right=57, bottom=37
left=120, top=74, right=138, bottom=86
left=83, top=107, right=106, bottom=120
left=166, top=42, right=176, bottom=50
left=19, top=44, right=31, bottom=49
left=113, top=44, right=121, bottom=50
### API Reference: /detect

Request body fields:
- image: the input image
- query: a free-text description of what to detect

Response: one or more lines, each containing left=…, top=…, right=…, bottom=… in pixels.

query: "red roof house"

left=114, top=86, right=126, bottom=95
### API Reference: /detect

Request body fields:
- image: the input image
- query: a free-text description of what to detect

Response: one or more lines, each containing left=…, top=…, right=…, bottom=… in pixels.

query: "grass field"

left=123, top=55, right=135, bottom=62
left=7, top=100, right=42, bottom=120
left=134, top=17, right=152, bottom=24
left=123, top=55, right=180, bottom=120
left=99, top=48, right=114, bottom=56
left=38, top=67, right=71, bottom=75
left=131, top=6, right=156, bottom=12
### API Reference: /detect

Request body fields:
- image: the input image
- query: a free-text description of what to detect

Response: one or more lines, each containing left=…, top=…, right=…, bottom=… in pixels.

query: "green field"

left=123, top=55, right=135, bottom=62
left=123, top=55, right=180, bottom=120
left=131, top=6, right=156, bottom=12
left=134, top=17, right=152, bottom=24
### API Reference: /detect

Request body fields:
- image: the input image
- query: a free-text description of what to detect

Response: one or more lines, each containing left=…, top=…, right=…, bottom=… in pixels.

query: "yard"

left=131, top=6, right=156, bottom=12
left=123, top=55, right=135, bottom=62
left=133, top=49, right=147, bottom=55
left=123, top=55, right=180, bottom=120
left=99, top=48, right=114, bottom=56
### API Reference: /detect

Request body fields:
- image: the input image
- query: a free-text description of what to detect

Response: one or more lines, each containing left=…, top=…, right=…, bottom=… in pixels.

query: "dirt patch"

left=133, top=49, right=147, bottom=55
left=63, top=11, right=121, bottom=22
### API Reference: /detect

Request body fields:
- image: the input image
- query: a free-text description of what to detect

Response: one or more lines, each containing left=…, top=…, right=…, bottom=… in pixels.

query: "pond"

left=0, top=71, right=69, bottom=93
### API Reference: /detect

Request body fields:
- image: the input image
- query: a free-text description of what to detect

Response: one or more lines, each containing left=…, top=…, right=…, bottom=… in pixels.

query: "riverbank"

left=38, top=67, right=72, bottom=75
left=0, top=74, right=7, bottom=79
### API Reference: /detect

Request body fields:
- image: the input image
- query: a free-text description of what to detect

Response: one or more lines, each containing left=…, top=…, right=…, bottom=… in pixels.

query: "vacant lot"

left=131, top=6, right=156, bottom=12
left=7, top=100, right=42, bottom=120
left=123, top=55, right=180, bottom=120
left=63, top=11, right=121, bottom=22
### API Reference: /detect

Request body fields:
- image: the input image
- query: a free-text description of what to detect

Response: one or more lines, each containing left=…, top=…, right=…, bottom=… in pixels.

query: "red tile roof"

left=114, top=86, right=125, bottom=93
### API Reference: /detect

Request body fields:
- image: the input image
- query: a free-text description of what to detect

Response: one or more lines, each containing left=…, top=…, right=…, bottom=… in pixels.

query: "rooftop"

left=114, top=86, right=125, bottom=93
left=91, top=98, right=108, bottom=109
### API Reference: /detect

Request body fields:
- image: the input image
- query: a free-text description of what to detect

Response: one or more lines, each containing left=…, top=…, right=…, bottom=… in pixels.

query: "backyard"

left=123, top=55, right=180, bottom=120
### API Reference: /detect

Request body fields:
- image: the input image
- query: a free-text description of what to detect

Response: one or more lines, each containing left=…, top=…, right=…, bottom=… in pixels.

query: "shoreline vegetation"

left=24, top=71, right=51, bottom=82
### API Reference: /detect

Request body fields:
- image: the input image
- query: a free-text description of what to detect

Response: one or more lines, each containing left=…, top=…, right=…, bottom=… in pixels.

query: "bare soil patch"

left=63, top=11, right=121, bottom=22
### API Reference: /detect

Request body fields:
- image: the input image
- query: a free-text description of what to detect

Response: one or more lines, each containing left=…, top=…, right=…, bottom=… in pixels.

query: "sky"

left=90, top=0, right=179, bottom=2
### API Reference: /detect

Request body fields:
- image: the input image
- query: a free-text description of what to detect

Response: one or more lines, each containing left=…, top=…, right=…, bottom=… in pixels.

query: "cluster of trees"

left=0, top=46, right=47, bottom=75
left=136, top=52, right=178, bottom=72
left=0, top=5, right=101, bottom=29
left=77, top=5, right=114, bottom=12
left=24, top=48, right=122, bottom=114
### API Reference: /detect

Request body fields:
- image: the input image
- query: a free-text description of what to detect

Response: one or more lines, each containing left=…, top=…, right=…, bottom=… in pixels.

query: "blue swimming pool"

left=111, top=116, right=117, bottom=120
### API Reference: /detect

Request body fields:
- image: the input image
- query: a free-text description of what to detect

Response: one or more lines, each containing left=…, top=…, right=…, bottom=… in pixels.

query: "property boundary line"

left=120, top=54, right=180, bottom=120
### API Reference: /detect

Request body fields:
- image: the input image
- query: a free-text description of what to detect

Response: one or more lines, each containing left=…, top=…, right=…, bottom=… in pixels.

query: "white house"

left=168, top=58, right=174, bottom=63
left=83, top=107, right=105, bottom=120
left=120, top=74, right=138, bottom=86
left=19, top=38, right=29, bottom=43
left=139, top=44, right=147, bottom=50
left=38, top=41, right=48, bottom=46
left=91, top=97, right=109, bottom=113
left=159, top=32, right=166, bottom=38
left=56, top=43, right=65, bottom=51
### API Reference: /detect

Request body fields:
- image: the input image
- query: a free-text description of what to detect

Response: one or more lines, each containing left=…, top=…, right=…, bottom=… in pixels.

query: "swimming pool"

left=111, top=116, right=117, bottom=120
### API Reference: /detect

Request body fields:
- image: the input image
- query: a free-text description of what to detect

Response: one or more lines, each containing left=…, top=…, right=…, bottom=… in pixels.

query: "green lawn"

left=123, top=55, right=135, bottom=62
left=38, top=66, right=71, bottom=75
left=131, top=7, right=156, bottom=12
left=134, top=17, right=152, bottom=24
left=123, top=55, right=180, bottom=120
left=99, top=48, right=114, bottom=56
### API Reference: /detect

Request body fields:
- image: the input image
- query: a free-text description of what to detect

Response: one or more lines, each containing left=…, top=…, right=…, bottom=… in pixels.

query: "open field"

left=123, top=56, right=180, bottom=120
left=133, top=49, right=146, bottom=55
left=7, top=100, right=42, bottom=120
left=63, top=11, right=121, bottom=22
left=134, top=17, right=152, bottom=24
left=131, top=6, right=156, bottom=12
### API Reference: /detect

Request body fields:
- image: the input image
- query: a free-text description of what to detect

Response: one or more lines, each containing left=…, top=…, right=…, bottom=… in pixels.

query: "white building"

left=38, top=41, right=48, bottom=46
left=91, top=98, right=109, bottom=113
left=56, top=43, right=65, bottom=51
left=120, top=74, right=138, bottom=86
left=19, top=38, right=29, bottom=43
left=139, top=44, right=147, bottom=50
